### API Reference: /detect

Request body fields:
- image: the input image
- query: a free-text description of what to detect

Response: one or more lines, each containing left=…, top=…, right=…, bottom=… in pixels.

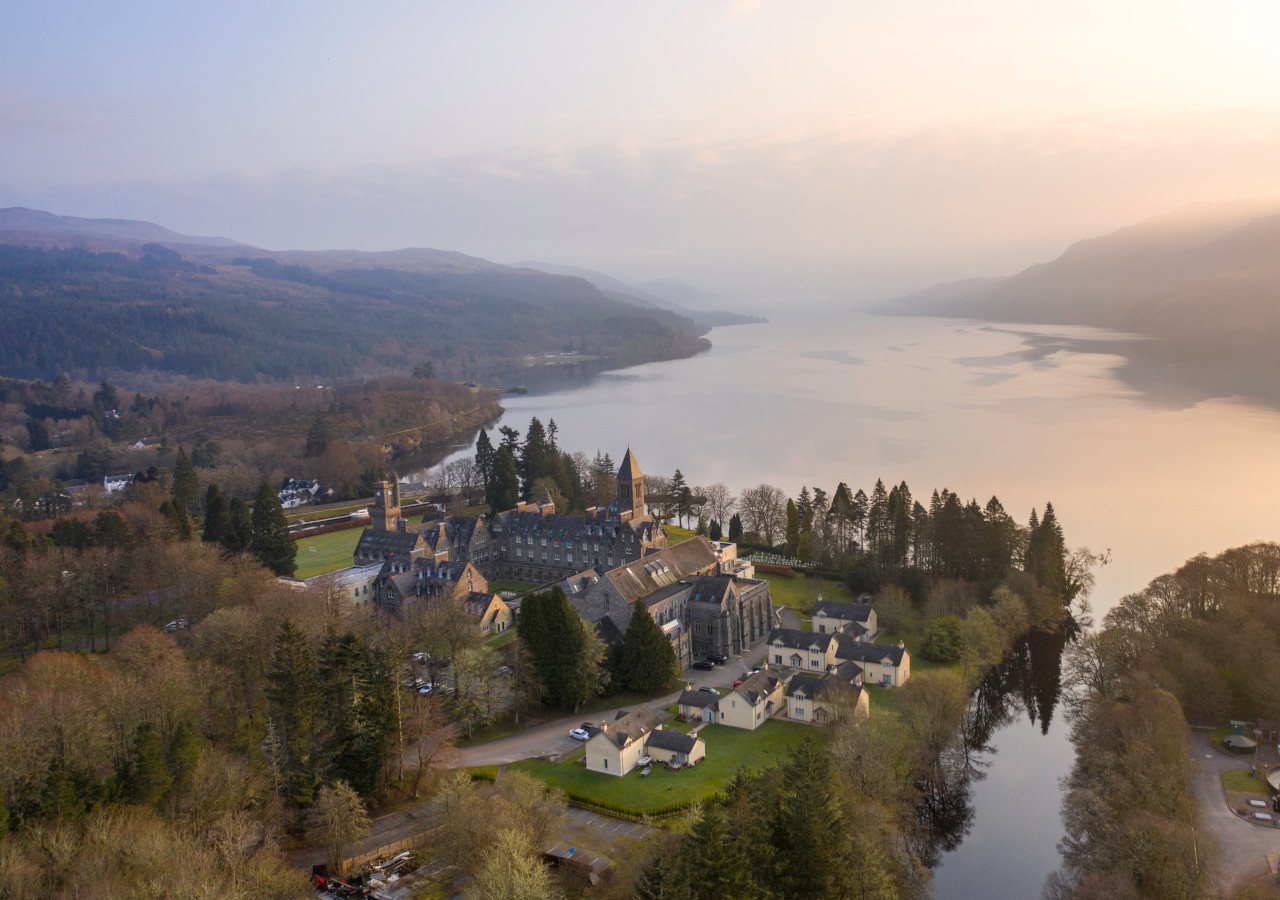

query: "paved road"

left=1188, top=732, right=1280, bottom=895
left=440, top=648, right=772, bottom=769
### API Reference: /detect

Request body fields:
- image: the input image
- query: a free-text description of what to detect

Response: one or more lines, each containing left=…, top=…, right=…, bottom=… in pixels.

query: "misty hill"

left=883, top=201, right=1280, bottom=404
left=511, top=260, right=766, bottom=327
left=0, top=210, right=711, bottom=383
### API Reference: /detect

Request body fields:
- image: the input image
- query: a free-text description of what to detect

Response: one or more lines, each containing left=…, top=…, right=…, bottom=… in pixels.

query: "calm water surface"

left=431, top=307, right=1280, bottom=898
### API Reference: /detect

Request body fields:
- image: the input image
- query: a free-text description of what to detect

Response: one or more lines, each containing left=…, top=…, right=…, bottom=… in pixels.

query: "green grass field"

left=1223, top=768, right=1270, bottom=796
left=756, top=571, right=856, bottom=615
left=294, top=527, right=363, bottom=579
left=664, top=525, right=698, bottom=545
left=486, top=628, right=518, bottom=649
left=513, top=719, right=817, bottom=814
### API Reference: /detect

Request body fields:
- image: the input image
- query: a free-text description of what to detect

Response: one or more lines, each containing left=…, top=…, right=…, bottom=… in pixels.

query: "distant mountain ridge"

left=0, top=208, right=713, bottom=383
left=510, top=260, right=766, bottom=327
left=882, top=199, right=1280, bottom=405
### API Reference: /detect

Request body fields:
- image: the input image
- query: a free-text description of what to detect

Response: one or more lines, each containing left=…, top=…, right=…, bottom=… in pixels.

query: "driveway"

left=438, top=647, right=771, bottom=769
left=1187, top=731, right=1280, bottom=895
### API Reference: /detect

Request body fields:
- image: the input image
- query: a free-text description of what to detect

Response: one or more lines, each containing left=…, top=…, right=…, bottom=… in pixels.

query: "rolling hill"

left=0, top=209, right=711, bottom=384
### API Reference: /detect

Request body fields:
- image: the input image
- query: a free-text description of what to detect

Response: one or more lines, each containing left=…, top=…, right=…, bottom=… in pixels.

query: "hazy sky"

left=4, top=1, right=1280, bottom=296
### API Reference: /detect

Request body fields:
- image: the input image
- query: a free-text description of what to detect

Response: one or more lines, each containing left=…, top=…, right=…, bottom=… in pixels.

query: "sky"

left=4, top=0, right=1280, bottom=297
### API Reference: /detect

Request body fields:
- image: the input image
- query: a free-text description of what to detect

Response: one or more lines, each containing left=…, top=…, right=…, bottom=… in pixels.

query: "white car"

left=568, top=727, right=592, bottom=741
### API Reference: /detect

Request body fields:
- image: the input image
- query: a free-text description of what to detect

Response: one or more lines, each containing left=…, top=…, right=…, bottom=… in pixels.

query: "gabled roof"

left=786, top=672, right=865, bottom=704
left=600, top=538, right=720, bottom=605
left=837, top=638, right=908, bottom=666
left=646, top=729, right=701, bottom=755
left=813, top=600, right=874, bottom=623
left=600, top=704, right=662, bottom=749
left=767, top=627, right=837, bottom=653
left=677, top=689, right=720, bottom=710
left=733, top=670, right=782, bottom=706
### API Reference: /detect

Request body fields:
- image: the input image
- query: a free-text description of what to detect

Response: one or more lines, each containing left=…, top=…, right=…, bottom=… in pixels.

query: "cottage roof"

left=677, top=689, right=720, bottom=710
left=837, top=638, right=907, bottom=666
left=646, top=729, right=701, bottom=755
left=733, top=670, right=781, bottom=706
left=767, top=627, right=837, bottom=653
left=813, top=600, right=875, bottom=624
left=602, top=704, right=662, bottom=749
left=786, top=672, right=864, bottom=704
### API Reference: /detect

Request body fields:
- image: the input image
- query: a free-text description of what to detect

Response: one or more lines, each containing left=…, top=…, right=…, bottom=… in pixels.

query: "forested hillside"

left=0, top=242, right=710, bottom=383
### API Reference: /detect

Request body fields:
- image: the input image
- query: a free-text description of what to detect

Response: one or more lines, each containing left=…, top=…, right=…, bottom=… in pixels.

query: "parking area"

left=564, top=807, right=654, bottom=842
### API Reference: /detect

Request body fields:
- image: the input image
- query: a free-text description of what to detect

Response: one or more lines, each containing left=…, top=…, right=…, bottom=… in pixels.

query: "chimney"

left=898, top=641, right=905, bottom=649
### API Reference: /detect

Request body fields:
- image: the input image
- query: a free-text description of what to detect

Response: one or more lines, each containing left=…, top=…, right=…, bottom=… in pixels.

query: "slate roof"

left=618, top=447, right=643, bottom=479
left=767, top=627, right=838, bottom=653
left=837, top=639, right=908, bottom=666
left=686, top=575, right=737, bottom=607
left=601, top=705, right=662, bottom=749
left=813, top=600, right=874, bottom=623
left=356, top=529, right=423, bottom=559
left=646, top=729, right=701, bottom=755
left=786, top=672, right=865, bottom=704
left=599, top=539, right=720, bottom=605
left=733, top=670, right=782, bottom=706
left=677, top=690, right=720, bottom=710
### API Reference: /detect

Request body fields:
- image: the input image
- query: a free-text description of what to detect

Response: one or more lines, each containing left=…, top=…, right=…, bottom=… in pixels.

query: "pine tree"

left=670, top=469, right=692, bottom=527
left=305, top=418, right=330, bottom=457
left=166, top=717, right=201, bottom=804
left=621, top=600, right=681, bottom=691
left=489, top=446, right=520, bottom=516
left=728, top=514, right=743, bottom=542
left=122, top=721, right=172, bottom=807
left=223, top=496, right=253, bottom=554
left=266, top=620, right=319, bottom=805
left=250, top=482, right=296, bottom=576
left=709, top=519, right=722, bottom=541
left=201, top=484, right=229, bottom=544
left=784, top=499, right=800, bottom=557
left=171, top=445, right=198, bottom=513
left=474, top=429, right=495, bottom=498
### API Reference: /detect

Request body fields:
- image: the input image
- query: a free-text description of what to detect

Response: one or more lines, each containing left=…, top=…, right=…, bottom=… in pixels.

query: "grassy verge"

left=486, top=629, right=518, bottom=649
left=513, top=719, right=816, bottom=815
left=1223, top=769, right=1270, bottom=796
left=294, top=528, right=363, bottom=579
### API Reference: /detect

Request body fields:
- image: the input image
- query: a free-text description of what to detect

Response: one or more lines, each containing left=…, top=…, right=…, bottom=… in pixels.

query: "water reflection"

left=920, top=625, right=1073, bottom=880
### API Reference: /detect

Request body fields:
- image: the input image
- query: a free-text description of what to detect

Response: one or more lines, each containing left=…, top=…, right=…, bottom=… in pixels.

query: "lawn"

left=757, top=571, right=856, bottom=616
left=294, top=527, right=362, bottom=579
left=487, top=580, right=539, bottom=595
left=1223, top=768, right=1270, bottom=796
left=512, top=719, right=818, bottom=814
left=665, top=525, right=698, bottom=545
left=486, top=628, right=518, bottom=649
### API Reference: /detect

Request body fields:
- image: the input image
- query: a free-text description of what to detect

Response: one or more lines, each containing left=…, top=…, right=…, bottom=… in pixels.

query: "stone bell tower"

left=371, top=478, right=402, bottom=532
left=616, top=448, right=645, bottom=519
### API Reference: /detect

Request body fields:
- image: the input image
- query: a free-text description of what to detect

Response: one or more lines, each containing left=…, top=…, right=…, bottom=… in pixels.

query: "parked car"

left=692, top=660, right=716, bottom=671
left=580, top=722, right=602, bottom=738
left=733, top=677, right=745, bottom=687
left=700, top=686, right=719, bottom=694
left=569, top=727, right=592, bottom=741
left=495, top=665, right=513, bottom=675
left=707, top=654, right=728, bottom=665
left=417, top=683, right=433, bottom=695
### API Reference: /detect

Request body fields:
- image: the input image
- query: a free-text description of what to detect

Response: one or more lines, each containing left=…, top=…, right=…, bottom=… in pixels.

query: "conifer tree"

left=489, top=446, right=520, bottom=516
left=250, top=482, right=296, bottom=576
left=728, top=514, right=743, bottom=542
left=122, top=721, right=172, bottom=807
left=224, top=496, right=253, bottom=554
left=785, top=499, right=800, bottom=557
left=620, top=600, right=681, bottom=691
left=266, top=620, right=319, bottom=805
left=171, top=445, right=198, bottom=512
left=201, top=484, right=229, bottom=544
left=474, top=429, right=495, bottom=497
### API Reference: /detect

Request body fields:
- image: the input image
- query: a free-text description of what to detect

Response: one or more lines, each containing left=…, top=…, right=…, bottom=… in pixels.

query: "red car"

left=733, top=677, right=745, bottom=687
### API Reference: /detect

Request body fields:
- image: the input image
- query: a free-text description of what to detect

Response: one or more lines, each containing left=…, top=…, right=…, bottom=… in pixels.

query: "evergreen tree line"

left=264, top=621, right=399, bottom=804
left=517, top=588, right=683, bottom=711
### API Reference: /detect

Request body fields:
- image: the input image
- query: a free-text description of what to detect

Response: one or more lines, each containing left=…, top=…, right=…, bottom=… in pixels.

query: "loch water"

left=426, top=306, right=1280, bottom=897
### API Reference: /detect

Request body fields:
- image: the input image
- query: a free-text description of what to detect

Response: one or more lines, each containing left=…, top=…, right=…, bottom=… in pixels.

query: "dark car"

left=692, top=660, right=716, bottom=671
left=580, top=722, right=603, bottom=738
left=707, top=654, right=728, bottom=665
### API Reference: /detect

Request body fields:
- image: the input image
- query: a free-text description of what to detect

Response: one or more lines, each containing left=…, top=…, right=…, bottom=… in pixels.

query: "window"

left=567, top=553, right=573, bottom=563
left=603, top=758, right=608, bottom=769
left=775, top=654, right=782, bottom=665
left=818, top=624, right=825, bottom=633
left=811, top=659, right=821, bottom=669
left=795, top=706, right=804, bottom=716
